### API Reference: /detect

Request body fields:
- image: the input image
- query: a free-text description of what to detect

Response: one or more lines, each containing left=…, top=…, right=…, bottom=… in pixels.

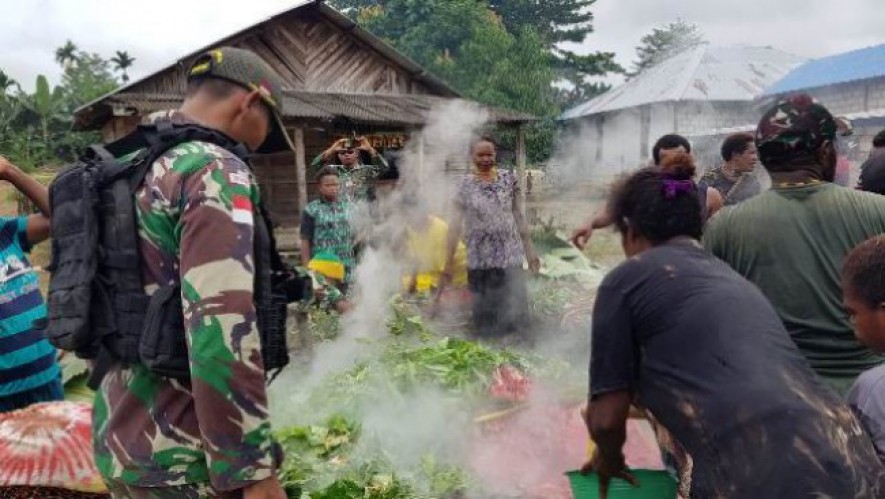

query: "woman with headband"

left=582, top=152, right=883, bottom=498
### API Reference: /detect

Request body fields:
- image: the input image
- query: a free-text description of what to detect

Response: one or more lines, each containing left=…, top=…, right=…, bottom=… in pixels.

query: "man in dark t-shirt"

left=698, top=132, right=762, bottom=206
left=591, top=240, right=884, bottom=498
left=705, top=95, right=885, bottom=395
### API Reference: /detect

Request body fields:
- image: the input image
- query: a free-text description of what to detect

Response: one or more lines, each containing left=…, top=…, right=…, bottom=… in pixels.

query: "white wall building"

left=560, top=45, right=805, bottom=177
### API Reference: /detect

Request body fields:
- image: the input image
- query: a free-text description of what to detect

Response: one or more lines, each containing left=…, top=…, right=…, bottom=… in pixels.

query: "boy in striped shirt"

left=0, top=155, right=58, bottom=412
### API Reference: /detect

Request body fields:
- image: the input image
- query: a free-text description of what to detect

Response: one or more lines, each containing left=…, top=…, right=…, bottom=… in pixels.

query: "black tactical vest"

left=37, top=122, right=303, bottom=388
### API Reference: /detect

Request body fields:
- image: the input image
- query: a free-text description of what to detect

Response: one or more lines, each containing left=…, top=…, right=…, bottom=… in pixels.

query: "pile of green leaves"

left=60, top=354, right=94, bottom=403
left=387, top=296, right=432, bottom=339
left=309, top=309, right=343, bottom=342
left=276, top=415, right=469, bottom=499
left=383, top=338, right=530, bottom=396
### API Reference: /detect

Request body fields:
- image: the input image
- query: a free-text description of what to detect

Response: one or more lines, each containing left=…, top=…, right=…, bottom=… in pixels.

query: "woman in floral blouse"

left=444, top=138, right=540, bottom=337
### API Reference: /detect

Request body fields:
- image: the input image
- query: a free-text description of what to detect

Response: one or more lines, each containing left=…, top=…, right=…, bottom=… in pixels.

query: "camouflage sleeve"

left=310, top=153, right=326, bottom=170
left=178, top=152, right=277, bottom=491
left=313, top=272, right=343, bottom=310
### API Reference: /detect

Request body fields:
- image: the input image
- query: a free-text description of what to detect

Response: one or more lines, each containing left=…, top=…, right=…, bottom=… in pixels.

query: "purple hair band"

left=662, top=179, right=695, bottom=199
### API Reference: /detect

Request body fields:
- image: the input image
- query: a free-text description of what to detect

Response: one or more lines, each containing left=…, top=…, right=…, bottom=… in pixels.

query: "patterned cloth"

left=756, top=93, right=837, bottom=166
left=698, top=166, right=762, bottom=206
left=300, top=199, right=355, bottom=282
left=0, top=216, right=60, bottom=401
left=310, top=156, right=387, bottom=203
left=106, top=480, right=242, bottom=498
left=92, top=112, right=279, bottom=491
left=294, top=267, right=343, bottom=312
left=455, top=170, right=525, bottom=270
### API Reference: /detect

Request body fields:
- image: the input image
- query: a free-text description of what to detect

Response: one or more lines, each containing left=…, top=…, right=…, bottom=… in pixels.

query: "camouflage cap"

left=187, top=46, right=294, bottom=154
left=755, top=93, right=837, bottom=166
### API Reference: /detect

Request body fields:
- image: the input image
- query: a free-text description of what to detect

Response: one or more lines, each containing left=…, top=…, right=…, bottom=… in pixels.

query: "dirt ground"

left=526, top=180, right=625, bottom=269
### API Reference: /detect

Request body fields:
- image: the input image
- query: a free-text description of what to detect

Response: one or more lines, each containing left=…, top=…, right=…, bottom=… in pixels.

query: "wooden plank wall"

left=127, top=9, right=437, bottom=97
left=99, top=4, right=455, bottom=227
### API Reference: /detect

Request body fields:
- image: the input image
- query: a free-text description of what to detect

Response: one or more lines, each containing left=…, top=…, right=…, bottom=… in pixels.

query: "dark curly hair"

left=721, top=132, right=755, bottom=162
left=874, top=129, right=885, bottom=149
left=315, top=166, right=339, bottom=183
left=610, top=151, right=703, bottom=244
left=652, top=134, right=691, bottom=165
left=843, top=236, right=885, bottom=307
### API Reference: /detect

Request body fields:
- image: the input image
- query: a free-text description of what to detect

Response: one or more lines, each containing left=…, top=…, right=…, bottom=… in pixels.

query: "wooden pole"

left=515, top=124, right=527, bottom=216
left=415, top=129, right=425, bottom=185
left=294, top=126, right=307, bottom=219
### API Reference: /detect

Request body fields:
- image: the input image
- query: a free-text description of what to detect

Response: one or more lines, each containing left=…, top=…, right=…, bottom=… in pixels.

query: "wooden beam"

left=413, top=129, right=425, bottom=184
left=294, top=126, right=308, bottom=219
left=515, top=125, right=527, bottom=216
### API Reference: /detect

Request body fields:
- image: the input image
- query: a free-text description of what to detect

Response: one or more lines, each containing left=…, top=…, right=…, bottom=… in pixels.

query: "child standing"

left=842, top=235, right=885, bottom=462
left=300, top=167, right=356, bottom=289
left=0, top=156, right=60, bottom=412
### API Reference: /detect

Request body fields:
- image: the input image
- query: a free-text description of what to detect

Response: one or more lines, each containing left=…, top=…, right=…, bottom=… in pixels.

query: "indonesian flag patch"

left=232, top=195, right=253, bottom=226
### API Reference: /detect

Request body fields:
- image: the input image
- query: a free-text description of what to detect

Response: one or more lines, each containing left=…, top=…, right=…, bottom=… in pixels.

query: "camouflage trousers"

left=106, top=481, right=243, bottom=498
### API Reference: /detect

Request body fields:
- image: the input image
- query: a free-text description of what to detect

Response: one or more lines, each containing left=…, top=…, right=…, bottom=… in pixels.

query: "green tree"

left=331, top=0, right=623, bottom=109
left=19, top=75, right=67, bottom=145
left=55, top=40, right=79, bottom=67
left=0, top=70, right=18, bottom=95
left=630, top=20, right=705, bottom=77
left=486, top=0, right=622, bottom=93
left=330, top=0, right=564, bottom=160
left=60, top=51, right=119, bottom=111
left=0, top=43, right=121, bottom=170
left=111, top=50, right=136, bottom=83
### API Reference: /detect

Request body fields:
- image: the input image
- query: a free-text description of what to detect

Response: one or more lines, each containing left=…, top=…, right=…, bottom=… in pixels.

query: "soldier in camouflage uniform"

left=311, top=136, right=389, bottom=203
left=93, top=47, right=293, bottom=499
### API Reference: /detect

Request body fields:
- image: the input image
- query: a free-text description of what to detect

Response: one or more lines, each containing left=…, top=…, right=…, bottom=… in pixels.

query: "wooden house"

left=73, top=0, right=533, bottom=227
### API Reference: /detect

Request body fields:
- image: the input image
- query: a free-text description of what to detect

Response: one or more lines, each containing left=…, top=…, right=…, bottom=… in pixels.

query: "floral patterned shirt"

left=455, top=170, right=525, bottom=270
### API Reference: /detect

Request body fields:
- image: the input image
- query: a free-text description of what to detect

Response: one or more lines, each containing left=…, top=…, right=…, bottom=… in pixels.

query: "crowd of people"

left=0, top=46, right=544, bottom=498
left=579, top=95, right=885, bottom=497
left=2, top=42, right=885, bottom=498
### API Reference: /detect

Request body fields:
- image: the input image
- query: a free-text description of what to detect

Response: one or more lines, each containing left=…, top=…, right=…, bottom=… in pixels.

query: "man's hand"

left=243, top=476, right=287, bottom=499
left=357, top=136, right=377, bottom=156
left=571, top=220, right=594, bottom=250
left=579, top=451, right=638, bottom=499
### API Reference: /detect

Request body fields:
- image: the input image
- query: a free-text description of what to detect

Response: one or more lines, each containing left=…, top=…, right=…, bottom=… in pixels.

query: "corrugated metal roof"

left=76, top=91, right=534, bottom=130
left=686, top=107, right=885, bottom=138
left=561, top=45, right=805, bottom=120
left=764, top=44, right=885, bottom=96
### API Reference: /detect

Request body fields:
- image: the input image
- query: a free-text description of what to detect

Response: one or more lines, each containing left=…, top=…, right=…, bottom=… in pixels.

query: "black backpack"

left=37, top=121, right=306, bottom=388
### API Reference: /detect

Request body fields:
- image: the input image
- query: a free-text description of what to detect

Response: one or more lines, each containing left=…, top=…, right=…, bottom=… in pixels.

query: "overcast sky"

left=2, top=0, right=883, bottom=90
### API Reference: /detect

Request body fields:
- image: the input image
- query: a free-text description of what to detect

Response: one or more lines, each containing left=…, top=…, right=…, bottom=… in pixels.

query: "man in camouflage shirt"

left=311, top=136, right=388, bottom=203
left=94, top=47, right=291, bottom=499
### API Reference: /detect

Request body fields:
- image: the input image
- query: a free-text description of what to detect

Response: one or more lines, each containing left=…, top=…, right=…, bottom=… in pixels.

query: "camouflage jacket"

left=311, top=154, right=387, bottom=203
left=92, top=112, right=280, bottom=491
left=294, top=267, right=344, bottom=312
